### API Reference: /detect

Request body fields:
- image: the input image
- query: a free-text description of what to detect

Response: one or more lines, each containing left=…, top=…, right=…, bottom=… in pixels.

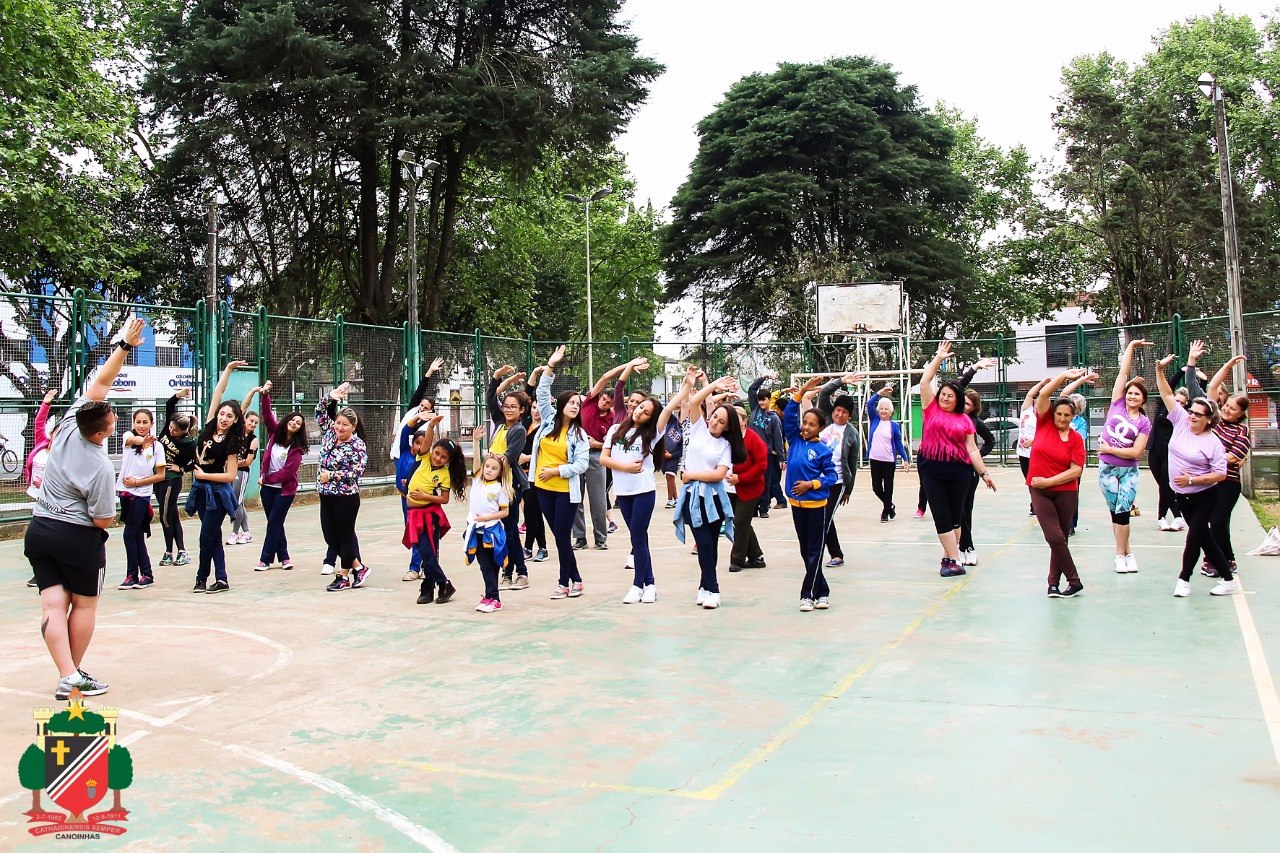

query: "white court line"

left=1231, top=584, right=1280, bottom=768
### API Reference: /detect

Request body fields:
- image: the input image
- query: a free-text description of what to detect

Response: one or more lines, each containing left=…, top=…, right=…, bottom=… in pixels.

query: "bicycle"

left=0, top=435, right=17, bottom=476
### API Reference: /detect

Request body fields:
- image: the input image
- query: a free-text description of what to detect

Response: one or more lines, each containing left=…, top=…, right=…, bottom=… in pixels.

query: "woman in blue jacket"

left=865, top=386, right=911, bottom=523
left=785, top=381, right=840, bottom=611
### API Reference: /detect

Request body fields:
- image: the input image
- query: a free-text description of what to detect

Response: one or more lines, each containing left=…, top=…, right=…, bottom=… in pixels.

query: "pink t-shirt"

left=919, top=401, right=975, bottom=465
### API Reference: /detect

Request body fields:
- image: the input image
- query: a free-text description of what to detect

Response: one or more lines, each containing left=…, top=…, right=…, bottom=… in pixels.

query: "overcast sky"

left=616, top=0, right=1277, bottom=210
left=614, top=0, right=1276, bottom=338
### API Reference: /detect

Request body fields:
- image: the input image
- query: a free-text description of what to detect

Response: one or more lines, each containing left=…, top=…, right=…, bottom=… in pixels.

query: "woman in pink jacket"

left=255, top=380, right=309, bottom=571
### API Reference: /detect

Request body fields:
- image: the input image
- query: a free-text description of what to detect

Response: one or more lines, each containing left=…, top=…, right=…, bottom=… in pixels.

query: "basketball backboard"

left=816, top=282, right=904, bottom=335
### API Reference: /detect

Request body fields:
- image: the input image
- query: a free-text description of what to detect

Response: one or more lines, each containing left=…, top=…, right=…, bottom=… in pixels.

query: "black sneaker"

left=939, top=559, right=966, bottom=578
left=774, top=501, right=786, bottom=510
left=889, top=504, right=896, bottom=520
left=1046, top=584, right=1062, bottom=598
left=595, top=542, right=608, bottom=551
left=417, top=585, right=435, bottom=604
left=1059, top=581, right=1084, bottom=597
left=206, top=580, right=230, bottom=594
left=1200, top=561, right=1218, bottom=578
left=27, top=577, right=38, bottom=588
left=352, top=565, right=371, bottom=588
left=729, top=563, right=745, bottom=573
left=748, top=557, right=767, bottom=568
left=880, top=510, right=889, bottom=523
left=436, top=580, right=456, bottom=603
left=192, top=581, right=207, bottom=593
left=758, top=510, right=770, bottom=519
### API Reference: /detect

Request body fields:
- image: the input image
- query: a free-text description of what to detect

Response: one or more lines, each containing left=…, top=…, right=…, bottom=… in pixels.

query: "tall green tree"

left=1051, top=11, right=1280, bottom=326
left=18, top=744, right=44, bottom=813
left=662, top=57, right=975, bottom=342
left=143, top=0, right=662, bottom=325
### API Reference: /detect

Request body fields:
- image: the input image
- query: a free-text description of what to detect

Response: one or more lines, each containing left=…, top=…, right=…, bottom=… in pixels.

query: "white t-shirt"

left=604, top=424, right=662, bottom=496
left=116, top=431, right=160, bottom=498
left=262, top=443, right=289, bottom=487
left=1017, top=407, right=1037, bottom=459
left=819, top=422, right=848, bottom=483
left=26, top=447, right=50, bottom=500
left=683, top=418, right=731, bottom=476
left=467, top=478, right=509, bottom=529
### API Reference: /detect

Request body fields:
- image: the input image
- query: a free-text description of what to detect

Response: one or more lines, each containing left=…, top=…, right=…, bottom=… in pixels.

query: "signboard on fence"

left=816, top=282, right=904, bottom=335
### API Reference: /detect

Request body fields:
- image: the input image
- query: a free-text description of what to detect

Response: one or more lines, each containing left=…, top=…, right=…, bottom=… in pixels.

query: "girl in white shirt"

left=117, top=410, right=167, bottom=589
left=465, top=444, right=512, bottom=613
left=602, top=381, right=690, bottom=604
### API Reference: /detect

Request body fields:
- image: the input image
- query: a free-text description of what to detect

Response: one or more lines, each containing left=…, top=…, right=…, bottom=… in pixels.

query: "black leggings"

left=869, top=459, right=896, bottom=512
left=1174, top=487, right=1233, bottom=582
left=319, top=493, right=361, bottom=570
left=523, top=487, right=546, bottom=550
left=823, top=483, right=851, bottom=559
left=1149, top=451, right=1182, bottom=520
left=154, top=478, right=185, bottom=552
left=920, top=474, right=970, bottom=535
left=1210, top=479, right=1243, bottom=563
left=503, top=488, right=527, bottom=577
left=958, top=473, right=980, bottom=551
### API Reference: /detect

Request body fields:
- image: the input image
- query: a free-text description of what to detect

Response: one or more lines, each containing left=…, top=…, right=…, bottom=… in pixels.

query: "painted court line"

left=390, top=760, right=707, bottom=800
left=1231, top=582, right=1280, bottom=769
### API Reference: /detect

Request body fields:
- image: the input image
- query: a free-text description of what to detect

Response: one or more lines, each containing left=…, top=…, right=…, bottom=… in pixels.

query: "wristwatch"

left=116, top=340, right=134, bottom=352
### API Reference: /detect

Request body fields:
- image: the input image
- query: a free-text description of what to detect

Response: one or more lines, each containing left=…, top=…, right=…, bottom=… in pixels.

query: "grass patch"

left=1250, top=496, right=1280, bottom=531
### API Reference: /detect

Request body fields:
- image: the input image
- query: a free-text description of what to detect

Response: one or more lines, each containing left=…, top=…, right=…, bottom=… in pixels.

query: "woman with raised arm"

left=187, top=360, right=248, bottom=594
left=815, top=372, right=866, bottom=568
left=155, top=389, right=198, bottom=569
left=529, top=347, right=591, bottom=599
left=1096, top=339, right=1153, bottom=574
left=1026, top=369, right=1089, bottom=598
left=674, top=374, right=746, bottom=610
left=784, top=378, right=840, bottom=610
left=1014, top=377, right=1050, bottom=517
left=392, top=357, right=445, bottom=582
left=602, top=372, right=691, bottom=603
left=1205, top=353, right=1252, bottom=578
left=316, top=382, right=371, bottom=592
left=23, top=388, right=57, bottom=490
left=1151, top=342, right=1206, bottom=533
left=520, top=365, right=549, bottom=563
left=1154, top=354, right=1238, bottom=596
left=865, top=384, right=910, bottom=524
left=116, top=407, right=167, bottom=590
left=916, top=341, right=996, bottom=578
left=227, top=385, right=261, bottom=546
left=487, top=364, right=531, bottom=590
left=255, top=380, right=309, bottom=571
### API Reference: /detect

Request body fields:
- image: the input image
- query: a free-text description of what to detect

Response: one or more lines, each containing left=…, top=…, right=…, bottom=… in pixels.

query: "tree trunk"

left=30, top=789, right=40, bottom=812
left=112, top=789, right=125, bottom=812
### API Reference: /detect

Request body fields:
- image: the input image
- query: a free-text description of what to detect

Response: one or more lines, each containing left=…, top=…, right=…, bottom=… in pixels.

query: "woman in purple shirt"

left=1155, top=354, right=1237, bottom=597
left=1096, top=339, right=1152, bottom=574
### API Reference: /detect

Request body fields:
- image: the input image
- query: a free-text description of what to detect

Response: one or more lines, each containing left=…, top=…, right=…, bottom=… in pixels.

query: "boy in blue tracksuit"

left=784, top=388, right=840, bottom=611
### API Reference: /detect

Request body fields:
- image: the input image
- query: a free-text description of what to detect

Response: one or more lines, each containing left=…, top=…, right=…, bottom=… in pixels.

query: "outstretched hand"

left=1188, top=339, right=1206, bottom=364
left=1157, top=353, right=1177, bottom=369
left=428, top=356, right=446, bottom=376
left=548, top=345, right=566, bottom=368
left=120, top=318, right=145, bottom=348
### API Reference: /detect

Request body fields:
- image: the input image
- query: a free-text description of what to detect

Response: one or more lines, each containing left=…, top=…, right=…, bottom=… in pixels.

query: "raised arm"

left=85, top=318, right=144, bottom=401
left=165, top=388, right=190, bottom=429
left=259, top=382, right=279, bottom=435
left=1207, top=354, right=1247, bottom=401
left=1060, top=371, right=1099, bottom=400
left=470, top=426, right=485, bottom=476
left=207, top=360, right=248, bottom=420
left=1111, top=339, right=1152, bottom=403
left=816, top=373, right=866, bottom=415
left=33, top=389, right=55, bottom=440
left=1183, top=339, right=1208, bottom=399
left=1021, top=378, right=1049, bottom=412
left=241, top=385, right=261, bottom=416
left=316, top=382, right=351, bottom=433
left=1155, top=354, right=1179, bottom=412
left=687, top=375, right=738, bottom=425
left=919, top=341, right=952, bottom=410
left=1037, top=369, right=1084, bottom=416
left=588, top=359, right=636, bottom=399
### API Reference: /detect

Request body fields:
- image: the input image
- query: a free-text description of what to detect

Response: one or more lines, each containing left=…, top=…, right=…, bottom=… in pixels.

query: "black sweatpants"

left=869, top=459, right=896, bottom=513
left=154, top=478, right=185, bottom=552
left=793, top=504, right=830, bottom=600
left=1174, top=487, right=1233, bottom=582
left=1149, top=451, right=1182, bottom=520
left=319, top=493, right=361, bottom=570
left=1209, top=479, right=1243, bottom=563
left=958, top=473, right=980, bottom=552
left=822, top=483, right=851, bottom=560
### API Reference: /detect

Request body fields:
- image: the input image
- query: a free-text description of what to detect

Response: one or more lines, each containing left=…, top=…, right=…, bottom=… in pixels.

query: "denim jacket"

left=526, top=372, right=591, bottom=503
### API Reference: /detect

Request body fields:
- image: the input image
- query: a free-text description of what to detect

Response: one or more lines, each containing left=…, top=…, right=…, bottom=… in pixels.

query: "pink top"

left=919, top=401, right=975, bottom=465
left=22, top=400, right=53, bottom=485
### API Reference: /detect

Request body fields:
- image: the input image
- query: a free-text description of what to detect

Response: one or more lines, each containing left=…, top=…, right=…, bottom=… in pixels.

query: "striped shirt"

left=1212, top=420, right=1252, bottom=482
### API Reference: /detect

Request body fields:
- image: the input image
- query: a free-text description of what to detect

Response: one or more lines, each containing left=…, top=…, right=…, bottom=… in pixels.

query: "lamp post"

left=398, top=152, right=440, bottom=378
left=1197, top=72, right=1251, bottom=496
left=564, top=186, right=612, bottom=380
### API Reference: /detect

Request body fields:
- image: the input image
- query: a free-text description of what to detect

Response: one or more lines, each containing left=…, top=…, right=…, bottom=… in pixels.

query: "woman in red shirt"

left=1027, top=368, right=1089, bottom=598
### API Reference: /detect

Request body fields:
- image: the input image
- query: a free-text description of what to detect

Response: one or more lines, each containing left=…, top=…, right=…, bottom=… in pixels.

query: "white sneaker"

left=239, top=531, right=253, bottom=544
left=964, top=549, right=978, bottom=566
left=622, top=585, right=643, bottom=604
left=1171, top=517, right=1187, bottom=532
left=815, top=596, right=830, bottom=610
left=321, top=563, right=335, bottom=576
left=226, top=534, right=240, bottom=545
left=798, top=598, right=815, bottom=612
left=702, top=592, right=721, bottom=609
left=402, top=570, right=421, bottom=581
left=625, top=554, right=635, bottom=570
left=1174, top=579, right=1191, bottom=597
left=1113, top=555, right=1128, bottom=574
left=641, top=584, right=657, bottom=603
left=1124, top=554, right=1138, bottom=573
left=1158, top=517, right=1171, bottom=531
left=696, top=588, right=709, bottom=606
left=1210, top=579, right=1242, bottom=596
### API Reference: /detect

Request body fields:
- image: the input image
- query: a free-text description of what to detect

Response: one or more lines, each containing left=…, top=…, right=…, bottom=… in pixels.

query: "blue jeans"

left=258, top=488, right=295, bottom=565
left=537, top=487, right=581, bottom=586
left=120, top=493, right=153, bottom=581
left=617, top=491, right=656, bottom=587
left=196, top=506, right=229, bottom=583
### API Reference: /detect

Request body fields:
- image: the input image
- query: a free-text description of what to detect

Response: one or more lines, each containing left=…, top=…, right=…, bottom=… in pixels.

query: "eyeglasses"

left=501, top=403, right=520, bottom=410
left=1188, top=409, right=1209, bottom=419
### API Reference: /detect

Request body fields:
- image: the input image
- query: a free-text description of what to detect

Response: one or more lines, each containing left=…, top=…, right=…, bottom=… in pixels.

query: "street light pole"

left=205, top=198, right=218, bottom=404
left=398, top=152, right=439, bottom=380
left=1198, top=72, right=1251, bottom=496
left=564, top=186, right=612, bottom=381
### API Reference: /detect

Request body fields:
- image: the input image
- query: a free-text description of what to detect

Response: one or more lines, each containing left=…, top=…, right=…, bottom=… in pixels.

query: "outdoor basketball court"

left=1, top=467, right=1279, bottom=849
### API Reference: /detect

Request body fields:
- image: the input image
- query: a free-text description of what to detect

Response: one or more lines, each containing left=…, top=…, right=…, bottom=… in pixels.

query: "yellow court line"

left=693, top=518, right=1035, bottom=800
left=391, top=518, right=1037, bottom=802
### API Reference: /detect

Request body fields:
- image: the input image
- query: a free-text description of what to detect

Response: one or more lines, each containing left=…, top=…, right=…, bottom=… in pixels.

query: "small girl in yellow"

left=403, top=414, right=467, bottom=605
left=468, top=427, right=513, bottom=612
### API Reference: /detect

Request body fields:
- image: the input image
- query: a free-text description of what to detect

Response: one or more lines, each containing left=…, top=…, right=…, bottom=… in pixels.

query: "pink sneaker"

left=913, top=508, right=925, bottom=519
left=568, top=581, right=584, bottom=597
left=489, top=600, right=503, bottom=612
left=475, top=598, right=495, bottom=613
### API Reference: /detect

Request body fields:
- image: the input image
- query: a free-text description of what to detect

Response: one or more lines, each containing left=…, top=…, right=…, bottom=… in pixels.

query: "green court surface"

left=2, top=467, right=1279, bottom=850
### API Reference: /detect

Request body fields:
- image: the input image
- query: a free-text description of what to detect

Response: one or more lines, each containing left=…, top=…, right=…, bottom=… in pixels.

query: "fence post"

left=621, top=336, right=631, bottom=391
left=217, top=300, right=231, bottom=369
left=68, top=288, right=86, bottom=392
left=1171, top=314, right=1184, bottom=366
left=525, top=334, right=535, bottom=376
left=473, top=328, right=484, bottom=434
left=1075, top=323, right=1087, bottom=368
left=803, top=337, right=815, bottom=374
left=996, top=333, right=1008, bottom=465
left=334, top=315, right=345, bottom=385
left=401, top=321, right=412, bottom=402
left=256, top=304, right=268, bottom=379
